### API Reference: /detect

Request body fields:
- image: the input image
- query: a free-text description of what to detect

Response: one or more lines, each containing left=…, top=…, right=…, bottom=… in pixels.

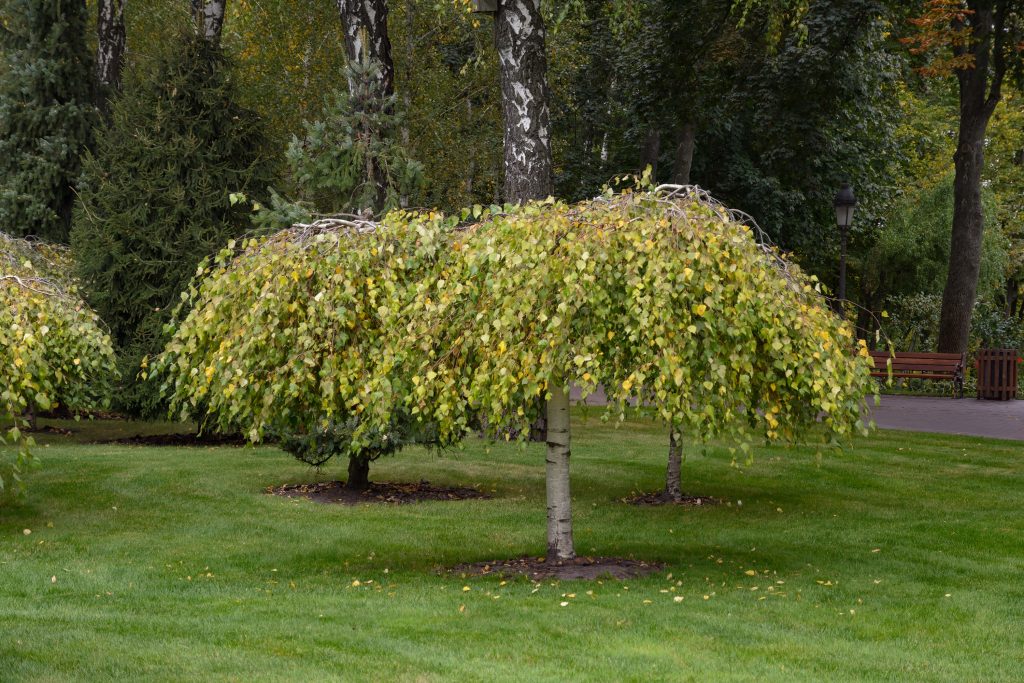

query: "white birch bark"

left=336, top=0, right=395, bottom=98
left=494, top=0, right=553, bottom=202
left=665, top=426, right=682, bottom=501
left=545, top=386, right=575, bottom=561
left=190, top=0, right=226, bottom=45
left=95, top=0, right=126, bottom=112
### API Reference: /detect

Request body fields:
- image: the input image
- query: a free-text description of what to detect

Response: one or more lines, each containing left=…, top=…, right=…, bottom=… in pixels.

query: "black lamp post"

left=833, top=183, right=856, bottom=312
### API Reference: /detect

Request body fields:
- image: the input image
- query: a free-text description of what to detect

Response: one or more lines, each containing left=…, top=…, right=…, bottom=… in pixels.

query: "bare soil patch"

left=267, top=480, right=489, bottom=505
left=623, top=491, right=720, bottom=506
left=100, top=432, right=248, bottom=447
left=451, top=556, right=663, bottom=580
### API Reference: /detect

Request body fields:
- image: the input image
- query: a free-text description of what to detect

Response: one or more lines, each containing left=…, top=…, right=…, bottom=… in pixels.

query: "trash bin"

left=975, top=348, right=1019, bottom=400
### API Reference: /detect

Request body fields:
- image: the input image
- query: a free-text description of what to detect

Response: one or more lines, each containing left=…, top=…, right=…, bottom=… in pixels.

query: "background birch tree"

left=95, top=0, right=127, bottom=115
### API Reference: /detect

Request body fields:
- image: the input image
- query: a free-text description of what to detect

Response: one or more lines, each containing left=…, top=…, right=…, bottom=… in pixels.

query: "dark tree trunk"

left=665, top=427, right=682, bottom=502
left=671, top=123, right=695, bottom=185
left=95, top=0, right=126, bottom=116
left=938, top=1, right=1004, bottom=353
left=190, top=0, right=226, bottom=45
left=336, top=0, right=395, bottom=98
left=347, top=456, right=371, bottom=490
left=640, top=129, right=661, bottom=177
left=495, top=0, right=553, bottom=203
left=1005, top=278, right=1019, bottom=318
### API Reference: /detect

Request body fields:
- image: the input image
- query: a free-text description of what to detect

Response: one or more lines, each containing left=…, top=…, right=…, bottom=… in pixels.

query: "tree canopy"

left=0, top=232, right=117, bottom=493
left=154, top=187, right=876, bottom=559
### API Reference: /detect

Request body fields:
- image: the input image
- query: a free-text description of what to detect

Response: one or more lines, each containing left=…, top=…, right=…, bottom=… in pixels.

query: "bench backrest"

left=868, top=351, right=965, bottom=373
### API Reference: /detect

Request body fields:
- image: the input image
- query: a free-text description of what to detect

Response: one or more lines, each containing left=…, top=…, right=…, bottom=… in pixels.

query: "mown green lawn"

left=1, top=416, right=1022, bottom=681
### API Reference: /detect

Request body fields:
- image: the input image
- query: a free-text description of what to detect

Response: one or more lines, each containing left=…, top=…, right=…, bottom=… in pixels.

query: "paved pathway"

left=570, top=386, right=1024, bottom=441
left=866, top=395, right=1024, bottom=441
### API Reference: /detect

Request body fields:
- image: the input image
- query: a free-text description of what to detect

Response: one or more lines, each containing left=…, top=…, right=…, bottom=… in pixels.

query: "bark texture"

left=671, top=123, right=695, bottom=185
left=95, top=0, right=126, bottom=114
left=545, top=386, right=574, bottom=561
left=190, top=0, right=226, bottom=45
left=665, top=427, right=682, bottom=501
left=336, top=0, right=395, bottom=98
left=495, top=0, right=553, bottom=202
left=938, top=1, right=1005, bottom=353
left=640, top=129, right=661, bottom=176
left=347, top=456, right=371, bottom=490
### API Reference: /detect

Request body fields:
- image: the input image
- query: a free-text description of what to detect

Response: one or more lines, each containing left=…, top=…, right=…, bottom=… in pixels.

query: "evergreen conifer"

left=71, top=32, right=275, bottom=416
left=0, top=0, right=95, bottom=242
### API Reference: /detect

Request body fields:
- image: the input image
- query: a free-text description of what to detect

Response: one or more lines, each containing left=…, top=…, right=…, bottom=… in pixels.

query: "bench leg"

left=955, top=372, right=964, bottom=399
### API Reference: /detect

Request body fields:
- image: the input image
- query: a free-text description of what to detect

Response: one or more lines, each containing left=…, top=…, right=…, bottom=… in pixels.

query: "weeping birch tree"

left=401, top=188, right=876, bottom=561
left=155, top=187, right=874, bottom=561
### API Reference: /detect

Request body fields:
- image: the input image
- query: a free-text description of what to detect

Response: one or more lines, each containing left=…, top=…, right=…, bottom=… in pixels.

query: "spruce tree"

left=71, top=32, right=274, bottom=416
left=0, top=0, right=95, bottom=242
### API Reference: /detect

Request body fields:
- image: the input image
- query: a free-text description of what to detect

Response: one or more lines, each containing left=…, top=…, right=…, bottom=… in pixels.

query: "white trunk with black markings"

left=665, top=426, right=683, bottom=501
left=336, top=0, right=395, bottom=98
left=495, top=0, right=553, bottom=202
left=95, top=0, right=126, bottom=112
left=190, top=0, right=225, bottom=45
left=545, top=386, right=574, bottom=561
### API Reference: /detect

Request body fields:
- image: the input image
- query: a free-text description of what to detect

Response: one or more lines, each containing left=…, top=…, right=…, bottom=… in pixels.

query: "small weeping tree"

left=1, top=233, right=117, bottom=494
left=151, top=211, right=452, bottom=489
left=399, top=188, right=876, bottom=561
left=657, top=184, right=806, bottom=503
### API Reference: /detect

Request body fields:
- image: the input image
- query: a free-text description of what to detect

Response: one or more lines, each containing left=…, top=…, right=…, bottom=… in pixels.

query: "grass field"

left=1, top=415, right=1022, bottom=681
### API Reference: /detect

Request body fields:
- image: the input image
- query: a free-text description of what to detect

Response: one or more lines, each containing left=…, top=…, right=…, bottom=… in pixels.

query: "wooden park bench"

left=868, top=350, right=966, bottom=399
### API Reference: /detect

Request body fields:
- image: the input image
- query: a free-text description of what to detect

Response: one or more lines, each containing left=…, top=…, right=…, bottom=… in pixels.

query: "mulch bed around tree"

left=99, top=432, right=249, bottom=447
left=451, top=556, right=663, bottom=581
left=623, top=491, right=720, bottom=507
left=267, top=480, right=490, bottom=505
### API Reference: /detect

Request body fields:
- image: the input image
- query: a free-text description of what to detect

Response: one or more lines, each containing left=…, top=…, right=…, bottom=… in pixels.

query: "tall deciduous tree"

left=905, top=0, right=1023, bottom=352
left=491, top=0, right=559, bottom=550
left=0, top=0, right=95, bottom=242
left=95, top=0, right=127, bottom=115
left=336, top=0, right=395, bottom=97
left=335, top=0, right=396, bottom=211
left=494, top=0, right=554, bottom=202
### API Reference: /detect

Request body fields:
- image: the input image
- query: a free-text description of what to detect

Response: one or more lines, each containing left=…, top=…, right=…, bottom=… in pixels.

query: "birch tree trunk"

left=545, top=386, right=574, bottom=561
left=665, top=427, right=682, bottom=502
left=335, top=0, right=395, bottom=211
left=95, top=0, right=126, bottom=115
left=190, top=0, right=226, bottom=45
left=336, top=0, right=395, bottom=98
left=495, top=0, right=553, bottom=202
